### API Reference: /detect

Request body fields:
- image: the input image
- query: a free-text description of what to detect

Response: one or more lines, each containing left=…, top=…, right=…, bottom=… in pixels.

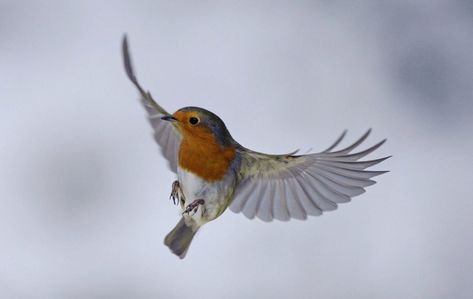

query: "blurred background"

left=1, top=1, right=473, bottom=298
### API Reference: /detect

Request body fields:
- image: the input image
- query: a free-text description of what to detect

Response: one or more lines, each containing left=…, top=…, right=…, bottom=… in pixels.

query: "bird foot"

left=169, top=180, right=182, bottom=205
left=182, top=199, right=205, bottom=216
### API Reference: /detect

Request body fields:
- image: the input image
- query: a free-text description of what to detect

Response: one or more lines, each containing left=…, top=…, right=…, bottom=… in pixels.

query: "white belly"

left=177, top=167, right=236, bottom=226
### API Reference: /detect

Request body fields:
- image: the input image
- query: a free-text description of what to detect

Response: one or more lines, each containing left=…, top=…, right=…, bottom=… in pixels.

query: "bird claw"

left=169, top=180, right=181, bottom=205
left=182, top=199, right=205, bottom=216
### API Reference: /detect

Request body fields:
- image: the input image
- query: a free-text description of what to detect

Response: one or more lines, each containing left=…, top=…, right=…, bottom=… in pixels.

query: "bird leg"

left=169, top=180, right=183, bottom=206
left=182, top=199, right=205, bottom=216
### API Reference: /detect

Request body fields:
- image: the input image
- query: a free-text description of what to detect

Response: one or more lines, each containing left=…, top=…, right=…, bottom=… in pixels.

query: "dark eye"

left=189, top=117, right=199, bottom=125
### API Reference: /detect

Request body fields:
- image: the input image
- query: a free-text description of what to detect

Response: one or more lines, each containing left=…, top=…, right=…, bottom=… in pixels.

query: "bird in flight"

left=122, top=36, right=390, bottom=259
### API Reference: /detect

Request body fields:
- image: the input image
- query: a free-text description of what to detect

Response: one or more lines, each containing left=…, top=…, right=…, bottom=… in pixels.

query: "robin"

left=122, top=37, right=390, bottom=259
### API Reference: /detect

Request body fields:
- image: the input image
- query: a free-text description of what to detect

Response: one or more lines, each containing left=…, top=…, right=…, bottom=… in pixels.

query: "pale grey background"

left=1, top=1, right=473, bottom=298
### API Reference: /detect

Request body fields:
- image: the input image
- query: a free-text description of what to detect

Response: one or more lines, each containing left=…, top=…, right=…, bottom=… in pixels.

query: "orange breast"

left=178, top=134, right=235, bottom=182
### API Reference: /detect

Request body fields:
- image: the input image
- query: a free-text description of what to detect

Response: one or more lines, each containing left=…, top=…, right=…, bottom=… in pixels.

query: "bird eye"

left=189, top=117, right=200, bottom=125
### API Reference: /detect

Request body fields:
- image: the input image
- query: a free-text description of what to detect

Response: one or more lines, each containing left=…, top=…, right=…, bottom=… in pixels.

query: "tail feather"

left=164, top=217, right=198, bottom=259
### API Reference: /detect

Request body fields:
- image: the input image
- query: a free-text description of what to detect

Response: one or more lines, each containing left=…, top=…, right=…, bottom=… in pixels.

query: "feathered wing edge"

left=230, top=129, right=390, bottom=222
left=122, top=35, right=181, bottom=172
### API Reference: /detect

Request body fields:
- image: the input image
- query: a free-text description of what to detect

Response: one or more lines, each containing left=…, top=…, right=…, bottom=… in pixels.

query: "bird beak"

left=161, top=115, right=178, bottom=122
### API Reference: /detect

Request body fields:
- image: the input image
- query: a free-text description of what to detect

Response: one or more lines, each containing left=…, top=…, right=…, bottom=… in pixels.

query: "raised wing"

left=230, top=129, right=390, bottom=221
left=122, top=36, right=181, bottom=172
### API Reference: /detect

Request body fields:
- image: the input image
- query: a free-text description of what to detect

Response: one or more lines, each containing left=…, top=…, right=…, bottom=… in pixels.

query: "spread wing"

left=230, top=129, right=390, bottom=221
left=122, top=36, right=181, bottom=172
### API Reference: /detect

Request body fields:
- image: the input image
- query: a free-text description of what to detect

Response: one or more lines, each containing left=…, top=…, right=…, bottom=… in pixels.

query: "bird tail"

left=164, top=217, right=199, bottom=259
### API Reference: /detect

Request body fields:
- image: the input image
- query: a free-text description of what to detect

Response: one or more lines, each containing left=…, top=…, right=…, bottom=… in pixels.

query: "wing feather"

left=310, top=166, right=376, bottom=187
left=325, top=129, right=371, bottom=155
left=272, top=180, right=291, bottom=221
left=310, top=169, right=365, bottom=197
left=305, top=170, right=352, bottom=203
left=122, top=36, right=181, bottom=172
left=321, top=130, right=347, bottom=153
left=257, top=181, right=273, bottom=221
left=316, top=156, right=390, bottom=170
left=285, top=170, right=309, bottom=220
left=242, top=179, right=266, bottom=219
left=300, top=172, right=337, bottom=211
left=292, top=175, right=325, bottom=215
left=230, top=130, right=389, bottom=221
left=319, top=139, right=387, bottom=161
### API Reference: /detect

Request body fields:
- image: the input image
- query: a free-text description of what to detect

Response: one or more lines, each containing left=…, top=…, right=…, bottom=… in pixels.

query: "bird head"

left=161, top=107, right=234, bottom=147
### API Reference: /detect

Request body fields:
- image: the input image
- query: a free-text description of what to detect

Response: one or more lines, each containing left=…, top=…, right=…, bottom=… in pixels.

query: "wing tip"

left=322, top=129, right=348, bottom=153
left=326, top=128, right=373, bottom=154
left=373, top=170, right=390, bottom=177
left=370, top=155, right=392, bottom=165
left=121, top=36, right=165, bottom=114
left=122, top=34, right=135, bottom=82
